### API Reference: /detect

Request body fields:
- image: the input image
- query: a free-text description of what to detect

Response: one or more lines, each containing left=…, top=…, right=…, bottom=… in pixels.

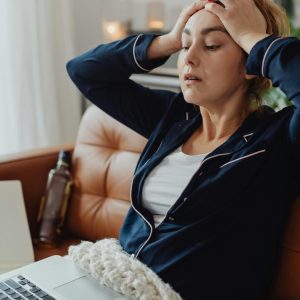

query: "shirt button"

left=168, top=216, right=175, bottom=222
left=199, top=172, right=203, bottom=177
left=183, top=197, right=188, bottom=202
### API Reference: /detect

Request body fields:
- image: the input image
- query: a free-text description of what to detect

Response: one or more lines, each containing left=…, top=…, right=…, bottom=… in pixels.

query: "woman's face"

left=177, top=9, right=249, bottom=107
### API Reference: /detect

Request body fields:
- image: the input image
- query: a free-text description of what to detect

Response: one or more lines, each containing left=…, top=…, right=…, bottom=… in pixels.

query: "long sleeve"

left=66, top=34, right=177, bottom=139
left=246, top=35, right=300, bottom=163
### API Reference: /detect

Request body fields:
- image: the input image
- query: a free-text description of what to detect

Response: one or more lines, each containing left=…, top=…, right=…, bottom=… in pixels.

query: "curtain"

left=0, top=0, right=81, bottom=156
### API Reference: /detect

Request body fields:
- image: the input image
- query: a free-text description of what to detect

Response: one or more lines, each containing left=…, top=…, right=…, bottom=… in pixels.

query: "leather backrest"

left=66, top=105, right=146, bottom=240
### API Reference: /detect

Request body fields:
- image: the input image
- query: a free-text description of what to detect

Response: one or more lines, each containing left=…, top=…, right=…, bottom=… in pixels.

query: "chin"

left=182, top=91, right=204, bottom=106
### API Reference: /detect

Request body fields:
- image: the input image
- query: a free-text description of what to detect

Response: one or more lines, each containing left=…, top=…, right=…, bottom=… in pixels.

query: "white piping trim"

left=220, top=149, right=266, bottom=168
left=134, top=225, right=153, bottom=258
left=243, top=133, right=254, bottom=143
left=130, top=176, right=153, bottom=258
left=261, top=38, right=283, bottom=77
left=130, top=140, right=164, bottom=258
left=186, top=112, right=189, bottom=120
left=199, top=152, right=232, bottom=171
left=133, top=34, right=152, bottom=72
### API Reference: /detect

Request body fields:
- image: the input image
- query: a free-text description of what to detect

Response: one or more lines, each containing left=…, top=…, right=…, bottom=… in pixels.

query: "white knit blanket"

left=68, top=238, right=182, bottom=300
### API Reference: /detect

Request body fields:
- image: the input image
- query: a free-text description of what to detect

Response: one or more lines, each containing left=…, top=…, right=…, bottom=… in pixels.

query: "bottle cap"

left=58, top=150, right=71, bottom=167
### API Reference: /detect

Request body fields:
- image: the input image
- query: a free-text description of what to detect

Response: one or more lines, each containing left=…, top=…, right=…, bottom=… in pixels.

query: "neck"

left=198, top=103, right=254, bottom=143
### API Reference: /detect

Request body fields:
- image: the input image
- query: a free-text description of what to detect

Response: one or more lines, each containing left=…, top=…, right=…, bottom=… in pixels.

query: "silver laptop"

left=0, top=180, right=34, bottom=273
left=0, top=181, right=129, bottom=300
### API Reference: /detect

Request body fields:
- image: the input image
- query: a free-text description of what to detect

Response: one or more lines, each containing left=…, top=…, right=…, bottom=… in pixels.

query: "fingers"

left=204, top=1, right=226, bottom=18
left=204, top=0, right=268, bottom=50
left=168, top=0, right=208, bottom=49
left=207, top=0, right=227, bottom=8
left=211, top=0, right=231, bottom=8
left=183, top=0, right=207, bottom=17
left=177, top=1, right=208, bottom=30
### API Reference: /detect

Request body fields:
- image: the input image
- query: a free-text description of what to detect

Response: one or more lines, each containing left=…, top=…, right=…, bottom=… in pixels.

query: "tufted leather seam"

left=102, top=153, right=112, bottom=198
left=91, top=200, right=105, bottom=240
left=77, top=143, right=142, bottom=154
left=77, top=191, right=130, bottom=203
left=76, top=191, right=107, bottom=197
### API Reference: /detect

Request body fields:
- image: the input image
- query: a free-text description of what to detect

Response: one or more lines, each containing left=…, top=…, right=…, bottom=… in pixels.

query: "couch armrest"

left=0, top=142, right=75, bottom=237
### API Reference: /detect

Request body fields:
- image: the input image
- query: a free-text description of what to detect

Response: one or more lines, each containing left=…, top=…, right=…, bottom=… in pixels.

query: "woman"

left=67, top=0, right=300, bottom=299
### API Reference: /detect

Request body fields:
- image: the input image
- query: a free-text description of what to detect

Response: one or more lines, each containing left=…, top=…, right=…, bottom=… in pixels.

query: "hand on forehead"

left=202, top=0, right=267, bottom=50
left=207, top=0, right=225, bottom=7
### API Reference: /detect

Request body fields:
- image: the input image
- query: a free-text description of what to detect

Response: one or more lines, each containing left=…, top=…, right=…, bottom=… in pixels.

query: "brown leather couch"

left=0, top=104, right=299, bottom=299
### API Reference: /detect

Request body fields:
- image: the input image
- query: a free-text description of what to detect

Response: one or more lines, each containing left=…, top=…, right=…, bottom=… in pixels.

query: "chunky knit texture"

left=68, top=238, right=182, bottom=300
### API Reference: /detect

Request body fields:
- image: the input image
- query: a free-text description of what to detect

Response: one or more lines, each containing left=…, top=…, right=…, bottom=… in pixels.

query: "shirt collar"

left=212, top=105, right=275, bottom=155
left=184, top=104, right=275, bottom=156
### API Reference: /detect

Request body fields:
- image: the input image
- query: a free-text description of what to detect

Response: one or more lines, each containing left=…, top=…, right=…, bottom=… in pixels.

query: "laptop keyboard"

left=0, top=275, right=56, bottom=300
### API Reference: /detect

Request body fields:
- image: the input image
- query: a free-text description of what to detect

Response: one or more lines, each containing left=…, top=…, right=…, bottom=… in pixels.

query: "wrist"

left=239, top=33, right=270, bottom=54
left=163, top=32, right=182, bottom=53
left=147, top=33, right=181, bottom=60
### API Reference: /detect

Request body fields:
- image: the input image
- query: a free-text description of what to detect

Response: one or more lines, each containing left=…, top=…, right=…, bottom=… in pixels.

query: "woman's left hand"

left=205, top=0, right=269, bottom=53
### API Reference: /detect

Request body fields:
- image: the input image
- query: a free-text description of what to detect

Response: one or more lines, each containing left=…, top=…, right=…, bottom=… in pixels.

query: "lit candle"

left=147, top=1, right=165, bottom=31
left=148, top=20, right=164, bottom=31
left=102, top=21, right=128, bottom=41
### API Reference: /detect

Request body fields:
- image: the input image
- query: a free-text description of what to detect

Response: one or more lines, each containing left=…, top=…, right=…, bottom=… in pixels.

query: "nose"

left=184, top=45, right=200, bottom=67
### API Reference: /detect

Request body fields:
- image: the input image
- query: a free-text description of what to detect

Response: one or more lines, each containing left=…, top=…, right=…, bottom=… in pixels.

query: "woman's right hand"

left=147, top=1, right=208, bottom=59
left=166, top=0, right=208, bottom=51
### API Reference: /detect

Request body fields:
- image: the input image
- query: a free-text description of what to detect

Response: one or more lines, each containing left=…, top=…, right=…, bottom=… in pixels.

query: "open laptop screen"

left=0, top=180, right=34, bottom=273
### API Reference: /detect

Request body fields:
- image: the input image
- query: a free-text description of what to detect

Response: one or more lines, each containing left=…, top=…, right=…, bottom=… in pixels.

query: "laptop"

left=0, top=181, right=129, bottom=300
left=0, top=180, right=34, bottom=273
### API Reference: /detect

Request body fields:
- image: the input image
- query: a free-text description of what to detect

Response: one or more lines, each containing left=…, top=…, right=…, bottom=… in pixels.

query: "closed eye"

left=205, top=45, right=221, bottom=51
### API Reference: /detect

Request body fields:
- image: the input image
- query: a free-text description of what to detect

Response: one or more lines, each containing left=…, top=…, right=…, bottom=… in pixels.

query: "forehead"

left=184, top=9, right=226, bottom=37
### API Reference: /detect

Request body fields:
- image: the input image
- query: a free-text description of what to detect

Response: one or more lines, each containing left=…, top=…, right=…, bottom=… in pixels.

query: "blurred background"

left=0, top=0, right=299, bottom=156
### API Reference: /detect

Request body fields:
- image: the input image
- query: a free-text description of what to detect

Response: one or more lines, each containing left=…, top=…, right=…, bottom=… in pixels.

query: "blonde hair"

left=246, top=0, right=290, bottom=109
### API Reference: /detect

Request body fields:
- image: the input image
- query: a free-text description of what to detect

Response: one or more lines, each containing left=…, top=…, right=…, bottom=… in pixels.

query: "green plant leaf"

left=262, top=88, right=293, bottom=111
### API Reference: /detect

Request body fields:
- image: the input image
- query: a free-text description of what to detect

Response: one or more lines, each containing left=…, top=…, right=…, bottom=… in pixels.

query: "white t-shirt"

left=142, top=145, right=209, bottom=227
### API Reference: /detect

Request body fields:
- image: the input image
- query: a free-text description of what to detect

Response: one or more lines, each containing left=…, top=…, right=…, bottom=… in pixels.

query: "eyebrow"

left=183, top=26, right=228, bottom=37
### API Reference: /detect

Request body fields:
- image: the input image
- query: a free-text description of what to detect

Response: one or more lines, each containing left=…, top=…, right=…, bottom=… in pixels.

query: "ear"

left=245, top=73, right=257, bottom=80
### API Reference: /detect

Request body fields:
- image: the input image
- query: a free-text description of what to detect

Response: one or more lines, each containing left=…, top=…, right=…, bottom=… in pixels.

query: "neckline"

left=188, top=105, right=274, bottom=157
left=179, top=145, right=210, bottom=158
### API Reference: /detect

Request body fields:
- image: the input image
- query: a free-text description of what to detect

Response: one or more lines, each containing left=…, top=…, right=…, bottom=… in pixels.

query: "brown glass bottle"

left=37, top=150, right=73, bottom=246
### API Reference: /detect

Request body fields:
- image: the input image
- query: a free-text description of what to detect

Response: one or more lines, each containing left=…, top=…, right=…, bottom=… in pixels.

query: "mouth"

left=184, top=73, right=202, bottom=84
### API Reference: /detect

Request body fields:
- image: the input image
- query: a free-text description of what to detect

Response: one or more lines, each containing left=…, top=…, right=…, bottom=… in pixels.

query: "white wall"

left=70, top=0, right=300, bottom=57
left=71, top=0, right=104, bottom=55
left=129, top=0, right=191, bottom=31
left=70, top=0, right=191, bottom=55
